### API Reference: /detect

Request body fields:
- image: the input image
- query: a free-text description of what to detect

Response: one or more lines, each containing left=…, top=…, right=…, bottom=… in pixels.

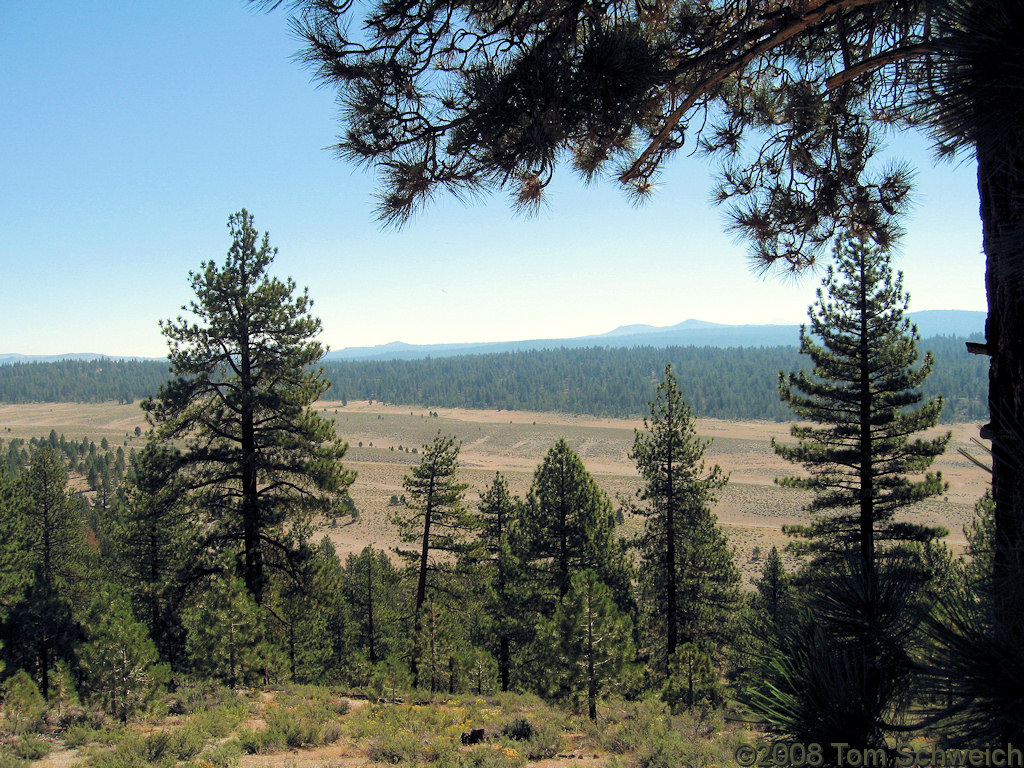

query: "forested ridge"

left=0, top=336, right=987, bottom=421
left=0, top=359, right=170, bottom=404
left=322, top=336, right=987, bottom=421
left=0, top=216, right=1007, bottom=760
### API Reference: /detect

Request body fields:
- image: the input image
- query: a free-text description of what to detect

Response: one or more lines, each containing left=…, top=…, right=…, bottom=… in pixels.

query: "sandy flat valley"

left=0, top=400, right=990, bottom=584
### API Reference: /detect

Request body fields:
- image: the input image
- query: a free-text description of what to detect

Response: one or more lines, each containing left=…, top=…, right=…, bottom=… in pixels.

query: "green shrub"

left=266, top=704, right=321, bottom=748
left=236, top=725, right=284, bottom=755
left=599, top=698, right=668, bottom=754
left=188, top=704, right=246, bottom=738
left=460, top=744, right=528, bottom=768
left=81, top=734, right=176, bottom=768
left=166, top=680, right=237, bottom=715
left=11, top=734, right=52, bottom=760
left=633, top=719, right=732, bottom=768
left=522, top=719, right=564, bottom=760
left=144, top=730, right=174, bottom=762
left=167, top=725, right=205, bottom=759
left=202, top=738, right=243, bottom=768
left=367, top=730, right=434, bottom=764
left=321, top=720, right=343, bottom=744
left=64, top=718, right=125, bottom=748
left=500, top=717, right=533, bottom=741
left=0, top=753, right=27, bottom=768
left=2, top=670, right=46, bottom=734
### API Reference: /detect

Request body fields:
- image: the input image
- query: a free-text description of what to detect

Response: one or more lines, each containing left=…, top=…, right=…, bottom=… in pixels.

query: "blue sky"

left=1, top=2, right=986, bottom=358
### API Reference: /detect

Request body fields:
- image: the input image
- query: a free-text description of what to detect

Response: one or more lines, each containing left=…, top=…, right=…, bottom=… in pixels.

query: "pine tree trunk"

left=857, top=257, right=875, bottom=603
left=558, top=462, right=569, bottom=600
left=240, top=337, right=263, bottom=606
left=367, top=552, right=377, bottom=664
left=499, top=635, right=510, bottom=692
left=587, top=596, right=597, bottom=720
left=412, top=477, right=435, bottom=688
left=665, top=425, right=677, bottom=668
left=978, top=139, right=1024, bottom=631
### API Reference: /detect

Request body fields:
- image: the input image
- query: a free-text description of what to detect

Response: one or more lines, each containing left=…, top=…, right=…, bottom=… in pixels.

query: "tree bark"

left=978, top=138, right=1024, bottom=629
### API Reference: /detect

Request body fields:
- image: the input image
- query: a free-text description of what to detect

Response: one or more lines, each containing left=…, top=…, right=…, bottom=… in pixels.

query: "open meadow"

left=0, top=399, right=990, bottom=585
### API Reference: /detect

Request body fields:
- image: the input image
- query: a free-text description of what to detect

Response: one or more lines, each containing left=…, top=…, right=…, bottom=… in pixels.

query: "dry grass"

left=0, top=400, right=989, bottom=585
left=318, top=401, right=988, bottom=583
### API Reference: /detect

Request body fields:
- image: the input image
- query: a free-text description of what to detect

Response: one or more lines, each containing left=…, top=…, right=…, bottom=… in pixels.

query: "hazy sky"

left=2, top=2, right=986, bottom=358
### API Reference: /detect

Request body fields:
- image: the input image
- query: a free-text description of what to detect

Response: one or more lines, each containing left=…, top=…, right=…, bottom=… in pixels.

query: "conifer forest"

left=0, top=209, right=1010, bottom=766
left=5, top=0, right=1024, bottom=761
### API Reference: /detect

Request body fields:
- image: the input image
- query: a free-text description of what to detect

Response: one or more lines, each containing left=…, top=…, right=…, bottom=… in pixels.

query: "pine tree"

left=77, top=585, right=167, bottom=723
left=535, top=569, right=635, bottom=720
left=113, top=442, right=197, bottom=665
left=775, top=234, right=950, bottom=584
left=630, top=366, right=739, bottom=679
left=752, top=547, right=794, bottom=632
left=267, top=0, right=1024, bottom=679
left=342, top=545, right=403, bottom=666
left=183, top=570, right=276, bottom=687
left=0, top=469, right=29, bottom=624
left=760, top=233, right=951, bottom=745
left=476, top=472, right=520, bottom=691
left=12, top=448, right=84, bottom=698
left=519, top=440, right=631, bottom=613
left=733, top=547, right=795, bottom=701
left=392, top=432, right=475, bottom=687
left=143, top=210, right=354, bottom=605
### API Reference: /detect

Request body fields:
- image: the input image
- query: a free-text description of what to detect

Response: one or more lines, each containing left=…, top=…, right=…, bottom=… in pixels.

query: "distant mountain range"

left=323, top=310, right=986, bottom=361
left=1, top=310, right=984, bottom=365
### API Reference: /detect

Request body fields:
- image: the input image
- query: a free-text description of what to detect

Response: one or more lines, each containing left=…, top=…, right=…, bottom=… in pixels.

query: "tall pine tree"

left=519, top=440, right=631, bottom=614
left=10, top=448, right=84, bottom=698
left=630, top=365, right=739, bottom=682
left=535, top=569, right=635, bottom=720
left=475, top=473, right=521, bottom=692
left=760, top=233, right=951, bottom=746
left=393, top=432, right=475, bottom=688
left=775, top=234, right=950, bottom=584
left=143, top=210, right=354, bottom=605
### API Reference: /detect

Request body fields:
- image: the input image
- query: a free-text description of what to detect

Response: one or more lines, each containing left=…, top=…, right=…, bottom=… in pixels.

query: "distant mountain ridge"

left=1, top=310, right=984, bottom=364
left=324, top=310, right=986, bottom=361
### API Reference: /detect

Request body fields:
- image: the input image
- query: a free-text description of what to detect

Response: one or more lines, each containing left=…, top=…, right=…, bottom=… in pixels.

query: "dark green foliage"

left=752, top=547, right=794, bottom=632
left=631, top=366, right=739, bottom=684
left=518, top=440, right=631, bottom=613
left=392, top=433, right=475, bottom=687
left=268, top=535, right=354, bottom=684
left=534, top=569, right=635, bottom=719
left=318, top=338, right=986, bottom=422
left=0, top=470, right=29, bottom=624
left=272, top=0, right=918, bottom=252
left=4, top=448, right=88, bottom=699
left=183, top=570, right=276, bottom=687
left=1, top=669, right=46, bottom=733
left=756, top=235, right=951, bottom=746
left=270, top=5, right=1024, bottom=723
left=775, top=235, right=950, bottom=574
left=917, top=492, right=1024, bottom=744
left=0, top=358, right=170, bottom=404
left=143, top=210, right=354, bottom=605
left=342, top=545, right=404, bottom=667
left=475, top=473, right=522, bottom=691
left=0, top=338, right=987, bottom=421
left=110, top=442, right=196, bottom=666
left=77, top=585, right=167, bottom=722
